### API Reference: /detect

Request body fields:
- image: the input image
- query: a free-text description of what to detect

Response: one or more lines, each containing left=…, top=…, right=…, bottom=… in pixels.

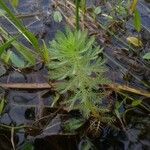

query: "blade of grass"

left=41, top=40, right=50, bottom=63
left=0, top=27, right=36, bottom=65
left=134, top=9, right=142, bottom=32
left=0, top=0, right=39, bottom=51
left=0, top=82, right=150, bottom=98
left=129, top=0, right=138, bottom=14
left=0, top=98, right=5, bottom=115
left=3, top=50, right=12, bottom=64
left=0, top=36, right=17, bottom=56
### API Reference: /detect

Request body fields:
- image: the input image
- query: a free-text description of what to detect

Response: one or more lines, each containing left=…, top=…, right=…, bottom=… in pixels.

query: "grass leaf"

left=0, top=36, right=17, bottom=56
left=0, top=98, right=5, bottom=115
left=134, top=9, right=141, bottom=32
left=129, top=0, right=138, bottom=14
left=0, top=0, right=39, bottom=51
left=0, top=27, right=36, bottom=65
left=41, top=40, right=50, bottom=63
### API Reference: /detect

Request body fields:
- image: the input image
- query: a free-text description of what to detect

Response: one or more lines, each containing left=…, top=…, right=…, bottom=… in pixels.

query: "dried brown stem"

left=0, top=82, right=150, bottom=97
left=0, top=83, right=52, bottom=89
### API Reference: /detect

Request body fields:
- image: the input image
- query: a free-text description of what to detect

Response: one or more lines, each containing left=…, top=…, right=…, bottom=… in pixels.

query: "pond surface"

left=0, top=0, right=150, bottom=150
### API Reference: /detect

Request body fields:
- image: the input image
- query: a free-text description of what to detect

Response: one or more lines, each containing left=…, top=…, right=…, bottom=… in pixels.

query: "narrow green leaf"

left=12, top=42, right=36, bottom=65
left=41, top=40, right=50, bottom=63
left=0, top=0, right=39, bottom=50
left=0, top=37, right=17, bottom=56
left=129, top=0, right=138, bottom=14
left=0, top=98, right=5, bottom=115
left=3, top=50, right=12, bottom=64
left=134, top=9, right=141, bottom=32
left=0, top=27, right=36, bottom=65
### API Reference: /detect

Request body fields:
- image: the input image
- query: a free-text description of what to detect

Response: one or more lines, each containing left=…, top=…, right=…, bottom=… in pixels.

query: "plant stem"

left=81, top=0, right=86, bottom=15
left=75, top=0, right=80, bottom=30
left=0, top=124, right=26, bottom=130
left=0, top=82, right=150, bottom=97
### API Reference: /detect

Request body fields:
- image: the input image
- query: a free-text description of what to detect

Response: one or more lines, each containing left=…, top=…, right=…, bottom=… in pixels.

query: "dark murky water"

left=0, top=0, right=150, bottom=150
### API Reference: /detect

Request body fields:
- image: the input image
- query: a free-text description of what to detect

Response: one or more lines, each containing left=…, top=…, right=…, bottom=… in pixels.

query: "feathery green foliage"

left=48, top=28, right=111, bottom=119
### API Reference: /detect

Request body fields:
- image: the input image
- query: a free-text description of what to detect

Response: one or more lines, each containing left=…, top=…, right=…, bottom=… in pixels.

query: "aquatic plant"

left=48, top=28, right=112, bottom=121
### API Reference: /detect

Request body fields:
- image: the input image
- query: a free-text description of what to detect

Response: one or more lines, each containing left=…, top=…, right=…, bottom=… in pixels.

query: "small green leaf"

left=94, top=6, right=101, bottom=15
left=64, top=118, right=85, bottom=132
left=131, top=100, right=142, bottom=107
left=0, top=98, right=5, bottom=115
left=143, top=52, right=150, bottom=60
left=134, top=9, right=142, bottom=32
left=10, top=52, right=26, bottom=68
left=53, top=11, right=62, bottom=23
left=9, top=0, right=19, bottom=8
left=0, top=0, right=39, bottom=51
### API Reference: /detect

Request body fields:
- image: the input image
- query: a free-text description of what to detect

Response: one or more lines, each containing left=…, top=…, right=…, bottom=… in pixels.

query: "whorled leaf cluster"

left=48, top=28, right=113, bottom=122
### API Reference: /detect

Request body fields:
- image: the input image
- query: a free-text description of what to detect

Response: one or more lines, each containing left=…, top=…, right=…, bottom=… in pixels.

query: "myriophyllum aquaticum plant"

left=48, top=28, right=112, bottom=121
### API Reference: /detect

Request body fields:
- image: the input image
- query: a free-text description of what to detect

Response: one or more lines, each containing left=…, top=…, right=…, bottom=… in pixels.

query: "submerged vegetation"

left=0, top=0, right=150, bottom=149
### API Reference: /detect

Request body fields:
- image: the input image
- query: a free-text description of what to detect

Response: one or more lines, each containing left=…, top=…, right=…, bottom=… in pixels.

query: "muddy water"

left=0, top=0, right=150, bottom=150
